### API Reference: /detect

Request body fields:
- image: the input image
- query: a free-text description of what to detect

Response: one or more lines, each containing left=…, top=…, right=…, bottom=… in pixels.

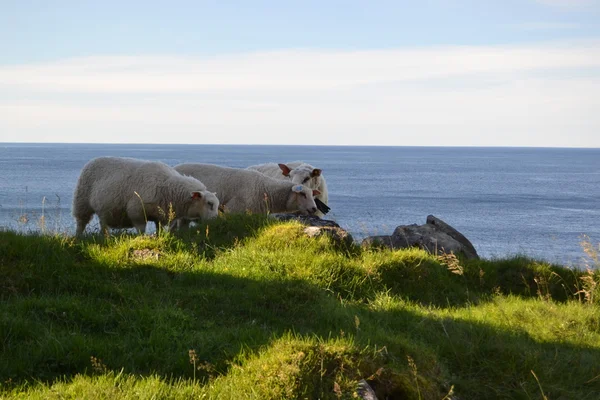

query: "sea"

left=1, top=143, right=599, bottom=267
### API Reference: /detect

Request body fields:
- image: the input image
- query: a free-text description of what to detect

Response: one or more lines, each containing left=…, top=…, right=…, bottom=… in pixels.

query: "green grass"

left=1, top=214, right=599, bottom=399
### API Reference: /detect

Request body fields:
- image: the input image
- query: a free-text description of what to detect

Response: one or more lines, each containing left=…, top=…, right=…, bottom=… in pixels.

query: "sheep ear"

left=191, top=191, right=203, bottom=199
left=312, top=189, right=321, bottom=196
left=278, top=163, right=291, bottom=176
left=311, top=169, right=322, bottom=177
left=292, top=185, right=303, bottom=193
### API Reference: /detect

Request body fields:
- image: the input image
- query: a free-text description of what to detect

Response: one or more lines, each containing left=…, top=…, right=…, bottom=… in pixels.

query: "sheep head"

left=187, top=190, right=219, bottom=221
left=289, top=185, right=319, bottom=215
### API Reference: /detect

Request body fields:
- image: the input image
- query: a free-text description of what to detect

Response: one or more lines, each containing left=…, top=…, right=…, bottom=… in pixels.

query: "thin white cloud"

left=0, top=41, right=599, bottom=147
left=534, top=0, right=599, bottom=8
left=1, top=42, right=600, bottom=93
left=514, top=22, right=581, bottom=30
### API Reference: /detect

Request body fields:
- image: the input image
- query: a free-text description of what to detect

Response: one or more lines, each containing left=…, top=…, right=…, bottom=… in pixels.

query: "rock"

left=360, top=235, right=395, bottom=248
left=425, top=215, right=478, bottom=259
left=130, top=248, right=161, bottom=261
left=303, top=226, right=353, bottom=246
left=362, top=215, right=479, bottom=259
left=356, top=379, right=378, bottom=400
left=269, top=213, right=353, bottom=246
left=269, top=213, right=342, bottom=228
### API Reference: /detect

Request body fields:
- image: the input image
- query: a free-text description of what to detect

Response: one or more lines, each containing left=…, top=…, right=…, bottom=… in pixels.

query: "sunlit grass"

left=1, top=216, right=599, bottom=399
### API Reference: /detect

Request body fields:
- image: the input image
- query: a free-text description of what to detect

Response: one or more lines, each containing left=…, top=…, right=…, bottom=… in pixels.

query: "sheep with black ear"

left=247, top=162, right=329, bottom=216
left=174, top=163, right=320, bottom=215
left=72, top=157, right=219, bottom=236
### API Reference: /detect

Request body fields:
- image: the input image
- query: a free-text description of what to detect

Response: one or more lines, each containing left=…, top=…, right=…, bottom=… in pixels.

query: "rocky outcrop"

left=269, top=213, right=353, bottom=246
left=270, top=213, right=478, bottom=259
left=362, top=215, right=479, bottom=259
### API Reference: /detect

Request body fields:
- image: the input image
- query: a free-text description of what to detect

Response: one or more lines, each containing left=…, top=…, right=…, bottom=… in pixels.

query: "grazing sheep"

left=72, top=157, right=219, bottom=235
left=247, top=162, right=329, bottom=216
left=174, top=163, right=320, bottom=215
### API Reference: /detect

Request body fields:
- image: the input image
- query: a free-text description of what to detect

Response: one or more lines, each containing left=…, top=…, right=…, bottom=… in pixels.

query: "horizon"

left=1, top=1, right=599, bottom=147
left=3, top=141, right=599, bottom=150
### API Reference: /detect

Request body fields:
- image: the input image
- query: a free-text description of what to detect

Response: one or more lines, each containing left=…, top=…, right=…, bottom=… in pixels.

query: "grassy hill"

left=1, top=215, right=599, bottom=399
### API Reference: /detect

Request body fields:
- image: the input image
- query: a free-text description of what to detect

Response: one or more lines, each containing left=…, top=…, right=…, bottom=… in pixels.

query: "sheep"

left=72, top=157, right=219, bottom=236
left=247, top=162, right=329, bottom=216
left=173, top=163, right=320, bottom=215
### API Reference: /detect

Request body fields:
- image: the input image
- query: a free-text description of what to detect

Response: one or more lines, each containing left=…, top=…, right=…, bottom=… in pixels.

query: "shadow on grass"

left=1, top=232, right=599, bottom=399
left=181, top=213, right=279, bottom=259
left=74, top=213, right=278, bottom=261
left=375, top=253, right=588, bottom=308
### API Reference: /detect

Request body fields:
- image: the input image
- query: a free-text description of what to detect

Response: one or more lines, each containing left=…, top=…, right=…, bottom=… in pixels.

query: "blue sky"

left=1, top=0, right=599, bottom=146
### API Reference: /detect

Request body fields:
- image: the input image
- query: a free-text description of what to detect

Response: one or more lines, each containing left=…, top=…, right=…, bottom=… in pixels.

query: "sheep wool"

left=174, top=163, right=319, bottom=215
left=72, top=157, right=219, bottom=235
left=247, top=161, right=329, bottom=216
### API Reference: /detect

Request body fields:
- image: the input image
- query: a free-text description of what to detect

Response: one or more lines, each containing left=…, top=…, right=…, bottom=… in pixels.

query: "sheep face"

left=289, top=185, right=320, bottom=215
left=186, top=191, right=219, bottom=221
left=279, top=164, right=322, bottom=190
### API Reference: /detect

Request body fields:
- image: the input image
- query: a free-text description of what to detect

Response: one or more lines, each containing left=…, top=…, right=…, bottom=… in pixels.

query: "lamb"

left=72, top=157, right=219, bottom=236
left=173, top=163, right=320, bottom=215
left=247, top=162, right=329, bottom=216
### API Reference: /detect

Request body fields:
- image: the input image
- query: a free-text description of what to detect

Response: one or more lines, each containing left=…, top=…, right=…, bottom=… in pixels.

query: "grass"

left=1, top=214, right=599, bottom=399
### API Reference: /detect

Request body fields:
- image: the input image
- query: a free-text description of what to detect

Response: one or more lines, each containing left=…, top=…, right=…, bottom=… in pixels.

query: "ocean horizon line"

left=2, top=142, right=599, bottom=150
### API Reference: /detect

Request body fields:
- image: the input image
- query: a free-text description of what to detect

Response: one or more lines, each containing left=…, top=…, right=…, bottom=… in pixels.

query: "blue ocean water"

left=1, top=143, right=599, bottom=266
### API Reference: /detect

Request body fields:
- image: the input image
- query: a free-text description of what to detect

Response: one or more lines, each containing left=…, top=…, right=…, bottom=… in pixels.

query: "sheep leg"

left=75, top=216, right=91, bottom=236
left=99, top=218, right=111, bottom=236
left=170, top=218, right=190, bottom=231
left=133, top=220, right=147, bottom=235
left=154, top=219, right=169, bottom=235
left=126, top=199, right=148, bottom=234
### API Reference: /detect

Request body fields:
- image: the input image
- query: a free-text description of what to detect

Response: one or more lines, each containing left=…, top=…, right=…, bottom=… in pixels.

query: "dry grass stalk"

left=437, top=252, right=464, bottom=276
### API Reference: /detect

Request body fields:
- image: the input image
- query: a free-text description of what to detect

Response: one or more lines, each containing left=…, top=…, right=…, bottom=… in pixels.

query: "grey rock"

left=269, top=213, right=342, bottom=228
left=303, top=226, right=353, bottom=246
left=269, top=213, right=353, bottom=246
left=360, top=235, right=395, bottom=248
left=130, top=248, right=161, bottom=261
left=425, top=215, right=478, bottom=259
left=356, top=379, right=378, bottom=400
left=362, top=215, right=479, bottom=260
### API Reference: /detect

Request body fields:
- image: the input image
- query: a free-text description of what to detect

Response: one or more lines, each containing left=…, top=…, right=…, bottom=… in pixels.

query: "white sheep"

left=72, top=157, right=219, bottom=235
left=247, top=162, right=329, bottom=216
left=173, top=163, right=320, bottom=215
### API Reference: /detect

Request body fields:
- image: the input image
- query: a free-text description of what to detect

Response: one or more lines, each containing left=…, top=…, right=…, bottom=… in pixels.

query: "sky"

left=1, top=0, right=599, bottom=147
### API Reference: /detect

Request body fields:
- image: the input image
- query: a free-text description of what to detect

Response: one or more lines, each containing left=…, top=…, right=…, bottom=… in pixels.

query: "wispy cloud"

left=534, top=0, right=599, bottom=8
left=1, top=42, right=600, bottom=93
left=1, top=41, right=599, bottom=147
left=514, top=22, right=582, bottom=31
